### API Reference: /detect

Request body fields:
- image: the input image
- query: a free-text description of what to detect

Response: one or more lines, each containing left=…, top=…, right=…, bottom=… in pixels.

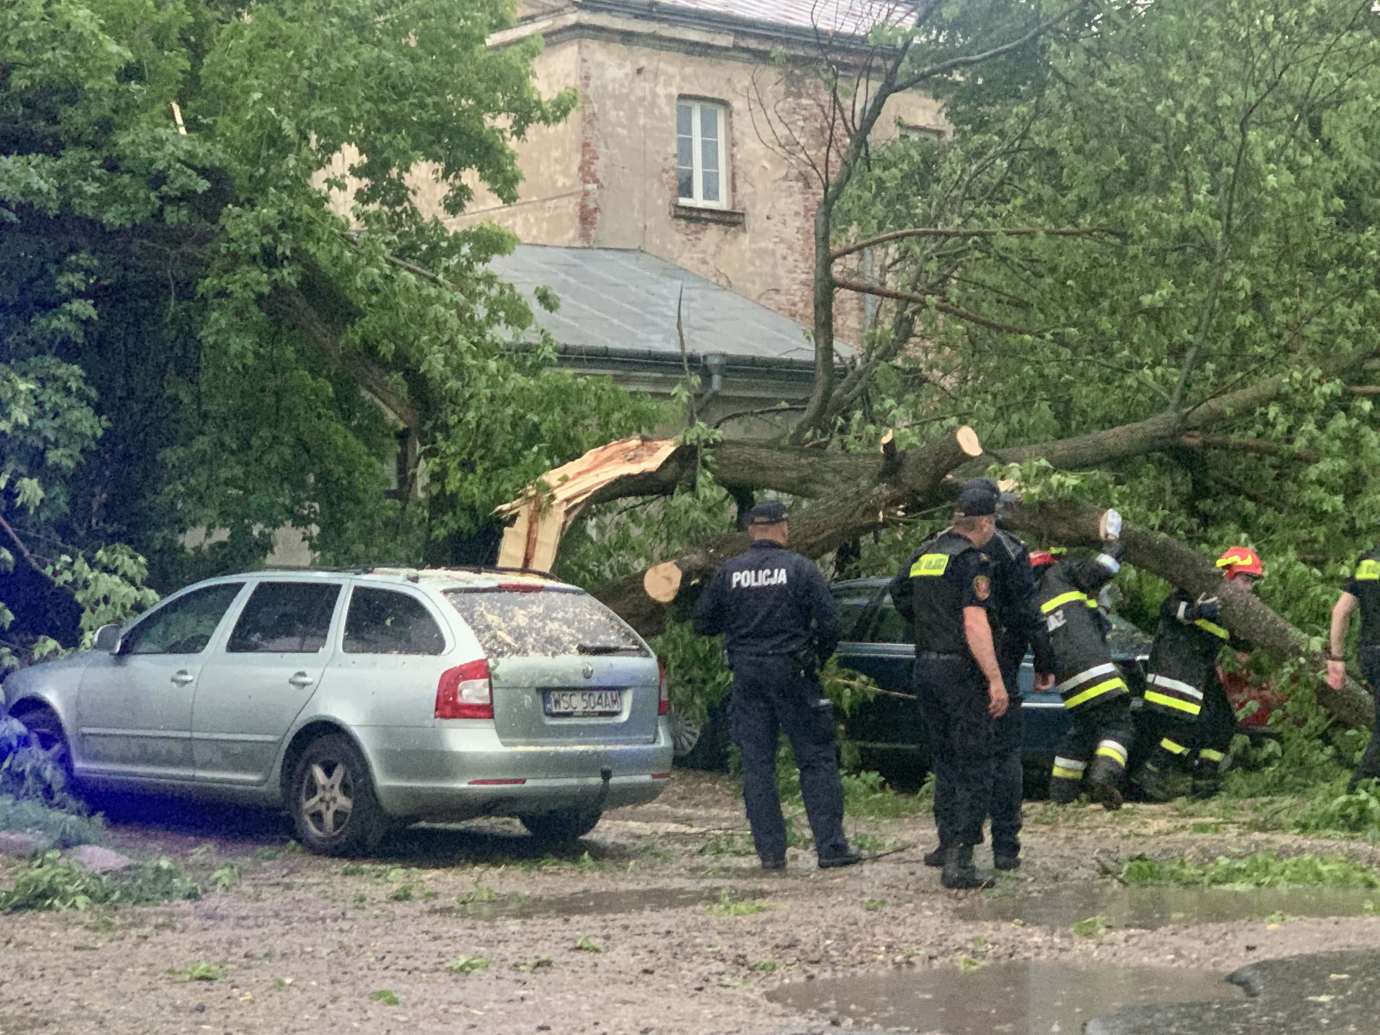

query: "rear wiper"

left=576, top=643, right=640, bottom=655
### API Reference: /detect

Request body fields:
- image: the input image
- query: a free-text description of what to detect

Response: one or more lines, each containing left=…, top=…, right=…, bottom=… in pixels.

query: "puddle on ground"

left=767, top=962, right=1239, bottom=1034
left=957, top=884, right=1379, bottom=929
left=435, top=885, right=764, bottom=920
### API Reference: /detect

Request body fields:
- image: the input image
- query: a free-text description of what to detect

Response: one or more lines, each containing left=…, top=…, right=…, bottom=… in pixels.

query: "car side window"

left=123, top=583, right=244, bottom=656
left=870, top=603, right=911, bottom=645
left=227, top=582, right=342, bottom=654
left=830, top=592, right=873, bottom=641
left=343, top=588, right=445, bottom=655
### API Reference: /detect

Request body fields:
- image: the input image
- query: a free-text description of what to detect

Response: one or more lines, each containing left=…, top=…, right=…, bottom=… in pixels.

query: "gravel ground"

left=3, top=771, right=1380, bottom=1035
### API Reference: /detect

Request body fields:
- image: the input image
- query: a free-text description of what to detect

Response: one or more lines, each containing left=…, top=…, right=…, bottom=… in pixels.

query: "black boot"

left=1086, top=756, right=1124, bottom=811
left=922, top=843, right=947, bottom=868
left=993, top=843, right=1021, bottom=870
left=1049, top=775, right=1082, bottom=805
left=941, top=845, right=993, bottom=890
left=1132, top=761, right=1187, bottom=803
left=1191, top=763, right=1222, bottom=800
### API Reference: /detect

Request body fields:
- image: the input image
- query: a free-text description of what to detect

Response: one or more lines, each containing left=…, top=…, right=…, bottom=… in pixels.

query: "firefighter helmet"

left=1216, top=546, right=1264, bottom=580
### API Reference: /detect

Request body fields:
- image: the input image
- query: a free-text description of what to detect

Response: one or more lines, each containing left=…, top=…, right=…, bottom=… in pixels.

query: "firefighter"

left=692, top=500, right=859, bottom=871
left=890, top=480, right=1008, bottom=890
left=1133, top=547, right=1263, bottom=802
left=1327, top=544, right=1380, bottom=792
left=1031, top=519, right=1133, bottom=809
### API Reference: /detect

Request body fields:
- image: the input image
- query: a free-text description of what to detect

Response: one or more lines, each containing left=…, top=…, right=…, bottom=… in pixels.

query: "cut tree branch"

left=831, top=225, right=1123, bottom=263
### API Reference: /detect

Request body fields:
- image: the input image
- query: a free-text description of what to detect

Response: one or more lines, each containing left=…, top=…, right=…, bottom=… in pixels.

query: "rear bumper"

left=355, top=719, right=675, bottom=821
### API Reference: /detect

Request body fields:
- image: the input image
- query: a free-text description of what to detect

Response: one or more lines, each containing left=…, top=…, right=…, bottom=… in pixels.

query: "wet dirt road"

left=4, top=771, right=1380, bottom=1035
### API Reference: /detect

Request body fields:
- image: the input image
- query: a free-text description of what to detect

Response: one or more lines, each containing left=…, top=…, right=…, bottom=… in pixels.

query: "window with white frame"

left=676, top=99, right=729, bottom=208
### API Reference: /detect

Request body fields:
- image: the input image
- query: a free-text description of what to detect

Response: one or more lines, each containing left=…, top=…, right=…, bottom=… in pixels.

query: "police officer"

left=1031, top=525, right=1133, bottom=809
left=692, top=501, right=859, bottom=871
left=920, top=483, right=1055, bottom=872
left=890, top=481, right=1007, bottom=890
left=1327, top=544, right=1380, bottom=792
left=1134, top=548, right=1263, bottom=802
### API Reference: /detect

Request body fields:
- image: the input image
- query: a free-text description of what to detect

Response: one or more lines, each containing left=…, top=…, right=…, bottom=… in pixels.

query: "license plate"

left=543, top=689, right=623, bottom=717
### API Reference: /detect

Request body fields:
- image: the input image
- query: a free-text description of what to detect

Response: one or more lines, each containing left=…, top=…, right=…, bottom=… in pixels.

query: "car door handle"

left=288, top=672, right=315, bottom=688
left=171, top=670, right=196, bottom=687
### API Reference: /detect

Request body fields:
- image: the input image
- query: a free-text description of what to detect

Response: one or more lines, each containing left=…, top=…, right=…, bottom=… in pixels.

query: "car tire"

left=520, top=808, right=602, bottom=844
left=15, top=707, right=76, bottom=803
left=673, top=701, right=731, bottom=771
left=289, top=734, right=385, bottom=856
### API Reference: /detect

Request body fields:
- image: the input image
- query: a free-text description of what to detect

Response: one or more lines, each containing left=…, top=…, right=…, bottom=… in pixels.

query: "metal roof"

left=491, top=244, right=820, bottom=367
left=583, top=0, right=914, bottom=36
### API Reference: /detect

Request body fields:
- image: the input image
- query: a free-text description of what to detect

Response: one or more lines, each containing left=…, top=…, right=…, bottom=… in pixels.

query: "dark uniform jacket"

left=1144, top=588, right=1243, bottom=718
left=1035, top=553, right=1125, bottom=712
left=1345, top=547, right=1380, bottom=649
left=889, top=529, right=994, bottom=658
left=692, top=540, right=840, bottom=664
left=984, top=529, right=1056, bottom=681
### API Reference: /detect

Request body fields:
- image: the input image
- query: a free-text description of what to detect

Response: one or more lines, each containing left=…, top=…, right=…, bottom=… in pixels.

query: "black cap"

left=954, top=479, right=998, bottom=518
left=747, top=500, right=789, bottom=525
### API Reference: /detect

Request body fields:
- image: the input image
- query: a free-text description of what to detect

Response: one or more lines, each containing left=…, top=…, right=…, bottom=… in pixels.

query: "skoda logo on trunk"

left=582, top=663, right=595, bottom=680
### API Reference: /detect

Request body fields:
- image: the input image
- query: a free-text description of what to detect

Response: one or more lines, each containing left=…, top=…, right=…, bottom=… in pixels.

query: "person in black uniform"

left=692, top=501, right=859, bottom=871
left=1134, top=547, right=1263, bottom=802
left=890, top=481, right=1008, bottom=890
left=1328, top=545, right=1380, bottom=792
left=920, top=483, right=1055, bottom=872
left=1031, top=529, right=1133, bottom=810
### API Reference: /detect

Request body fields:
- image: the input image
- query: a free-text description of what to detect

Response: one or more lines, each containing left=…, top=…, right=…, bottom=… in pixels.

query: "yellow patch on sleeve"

left=910, top=553, right=950, bottom=577
left=1356, top=559, right=1380, bottom=582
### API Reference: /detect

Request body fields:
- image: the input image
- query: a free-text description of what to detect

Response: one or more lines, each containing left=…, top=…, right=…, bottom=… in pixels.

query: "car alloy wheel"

left=290, top=733, right=384, bottom=856
left=300, top=758, right=354, bottom=838
left=670, top=710, right=703, bottom=758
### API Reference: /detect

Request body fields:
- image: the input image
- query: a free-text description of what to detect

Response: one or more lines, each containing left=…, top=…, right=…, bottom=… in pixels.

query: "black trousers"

left=916, top=653, right=994, bottom=848
left=729, top=655, right=848, bottom=863
left=1349, top=648, right=1380, bottom=790
left=931, top=659, right=1021, bottom=854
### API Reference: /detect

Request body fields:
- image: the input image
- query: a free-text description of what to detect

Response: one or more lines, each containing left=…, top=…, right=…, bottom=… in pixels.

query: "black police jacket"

left=889, top=528, right=994, bottom=656
left=1035, top=554, right=1126, bottom=711
left=692, top=540, right=839, bottom=661
left=984, top=529, right=1056, bottom=677
left=1345, top=547, right=1380, bottom=649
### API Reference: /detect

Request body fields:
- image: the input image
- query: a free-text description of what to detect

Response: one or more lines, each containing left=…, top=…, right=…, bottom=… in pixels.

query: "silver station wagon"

left=3, top=568, right=673, bottom=854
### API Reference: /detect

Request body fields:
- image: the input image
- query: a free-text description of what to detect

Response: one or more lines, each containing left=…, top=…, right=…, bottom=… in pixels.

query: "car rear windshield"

left=444, top=587, right=649, bottom=659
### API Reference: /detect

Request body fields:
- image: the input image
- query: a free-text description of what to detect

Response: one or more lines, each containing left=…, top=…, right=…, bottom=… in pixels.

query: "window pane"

left=227, top=582, right=341, bottom=654
left=126, top=583, right=243, bottom=656
left=702, top=170, right=720, bottom=202
left=344, top=588, right=445, bottom=655
left=701, top=133, right=719, bottom=175
left=677, top=132, right=694, bottom=169
left=677, top=101, right=693, bottom=137
left=699, top=104, right=719, bottom=143
left=677, top=166, right=694, bottom=199
left=871, top=604, right=911, bottom=645
left=445, top=588, right=648, bottom=659
left=829, top=593, right=873, bottom=641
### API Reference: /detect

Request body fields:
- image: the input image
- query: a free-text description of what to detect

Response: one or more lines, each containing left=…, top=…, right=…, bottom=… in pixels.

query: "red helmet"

left=1029, top=550, right=1058, bottom=570
left=1216, top=546, right=1264, bottom=580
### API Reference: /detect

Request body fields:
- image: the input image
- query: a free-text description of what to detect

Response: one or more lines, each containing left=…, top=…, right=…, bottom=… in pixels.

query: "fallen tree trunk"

left=596, top=426, right=983, bottom=633
left=1002, top=499, right=1374, bottom=730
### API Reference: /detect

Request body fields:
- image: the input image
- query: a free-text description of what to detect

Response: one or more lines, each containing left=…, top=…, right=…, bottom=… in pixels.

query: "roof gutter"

left=534, top=341, right=846, bottom=376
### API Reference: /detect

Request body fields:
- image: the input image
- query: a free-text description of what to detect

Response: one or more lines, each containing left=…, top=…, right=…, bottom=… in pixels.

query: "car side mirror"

left=92, top=624, right=123, bottom=654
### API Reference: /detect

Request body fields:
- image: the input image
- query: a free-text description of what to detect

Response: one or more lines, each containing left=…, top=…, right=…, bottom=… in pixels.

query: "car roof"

left=242, top=566, right=575, bottom=592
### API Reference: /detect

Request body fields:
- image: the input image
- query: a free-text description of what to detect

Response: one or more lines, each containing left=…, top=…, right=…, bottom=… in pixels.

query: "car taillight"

left=436, top=659, right=493, bottom=720
left=658, top=658, right=670, bottom=716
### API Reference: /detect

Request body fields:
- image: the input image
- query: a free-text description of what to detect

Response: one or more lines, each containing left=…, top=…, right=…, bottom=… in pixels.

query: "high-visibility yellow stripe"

left=1199, top=748, right=1226, bottom=763
left=1042, top=591, right=1088, bottom=614
left=1092, top=739, right=1126, bottom=767
left=1052, top=766, right=1084, bottom=780
left=1064, top=677, right=1126, bottom=709
left=1096, top=745, right=1128, bottom=768
left=1145, top=690, right=1201, bottom=716
left=1194, top=618, right=1230, bottom=640
left=910, top=553, right=950, bottom=577
left=1160, top=737, right=1190, bottom=755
